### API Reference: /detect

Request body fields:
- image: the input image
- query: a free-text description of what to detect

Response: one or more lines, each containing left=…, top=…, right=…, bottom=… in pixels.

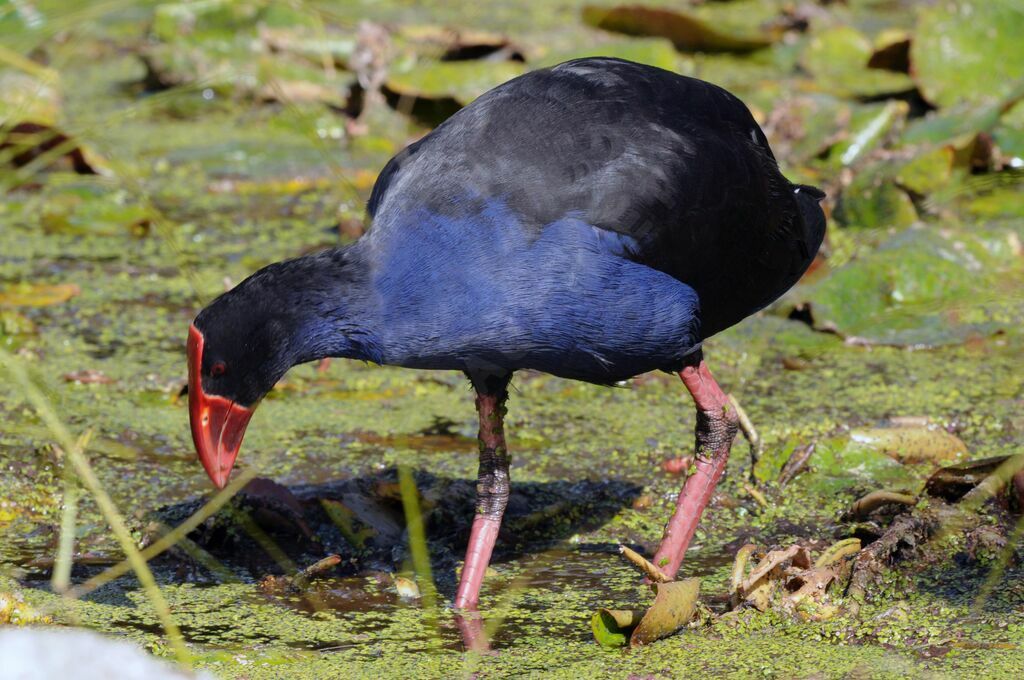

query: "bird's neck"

left=263, top=244, right=383, bottom=368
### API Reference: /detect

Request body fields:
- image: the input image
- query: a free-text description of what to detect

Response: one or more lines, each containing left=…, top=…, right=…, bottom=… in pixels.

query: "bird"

left=186, top=57, right=826, bottom=614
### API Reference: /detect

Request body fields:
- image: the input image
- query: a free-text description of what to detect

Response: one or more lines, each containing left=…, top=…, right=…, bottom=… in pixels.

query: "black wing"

left=368, top=58, right=825, bottom=337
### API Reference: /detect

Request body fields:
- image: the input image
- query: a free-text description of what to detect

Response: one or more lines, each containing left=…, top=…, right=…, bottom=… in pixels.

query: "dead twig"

left=728, top=395, right=762, bottom=482
left=743, top=482, right=769, bottom=508
left=619, top=545, right=671, bottom=583
left=848, top=490, right=917, bottom=519
left=779, top=442, right=816, bottom=487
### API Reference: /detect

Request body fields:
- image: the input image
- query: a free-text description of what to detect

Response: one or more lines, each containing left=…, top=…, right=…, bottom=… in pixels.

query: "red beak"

left=187, top=324, right=253, bottom=489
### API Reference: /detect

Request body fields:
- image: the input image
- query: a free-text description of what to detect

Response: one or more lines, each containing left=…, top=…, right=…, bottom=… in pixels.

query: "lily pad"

left=582, top=3, right=777, bottom=54
left=384, top=60, right=526, bottom=106
left=835, top=160, right=918, bottom=230
left=867, top=29, right=910, bottom=73
left=590, top=578, right=700, bottom=648
left=911, top=0, right=1024, bottom=109
left=827, top=100, right=908, bottom=168
left=901, top=83, right=1024, bottom=150
left=764, top=94, right=851, bottom=165
left=151, top=0, right=264, bottom=42
left=800, top=26, right=914, bottom=98
left=848, top=426, right=967, bottom=465
left=895, top=146, right=955, bottom=196
left=788, top=224, right=1024, bottom=346
left=0, top=71, right=104, bottom=178
left=396, top=25, right=521, bottom=63
left=537, top=37, right=680, bottom=72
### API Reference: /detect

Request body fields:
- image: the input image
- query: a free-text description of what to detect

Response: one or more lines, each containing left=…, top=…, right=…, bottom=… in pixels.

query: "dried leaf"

left=740, top=545, right=810, bottom=591
left=393, top=575, right=421, bottom=600
left=925, top=455, right=1012, bottom=502
left=0, top=283, right=80, bottom=307
left=63, top=370, right=115, bottom=385
left=630, top=578, right=700, bottom=647
left=849, top=426, right=967, bottom=465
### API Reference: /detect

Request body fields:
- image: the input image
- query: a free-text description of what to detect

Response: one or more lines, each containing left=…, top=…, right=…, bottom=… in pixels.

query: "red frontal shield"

left=187, top=324, right=253, bottom=488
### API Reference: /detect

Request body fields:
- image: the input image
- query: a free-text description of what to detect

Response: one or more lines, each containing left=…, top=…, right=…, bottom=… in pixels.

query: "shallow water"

left=2, top=0, right=1024, bottom=677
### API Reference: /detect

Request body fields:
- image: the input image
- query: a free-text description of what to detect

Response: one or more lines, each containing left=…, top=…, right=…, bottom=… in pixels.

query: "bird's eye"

left=210, top=361, right=227, bottom=377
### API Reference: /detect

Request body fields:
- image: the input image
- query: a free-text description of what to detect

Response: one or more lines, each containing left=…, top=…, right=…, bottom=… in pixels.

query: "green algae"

left=1, top=1, right=1023, bottom=678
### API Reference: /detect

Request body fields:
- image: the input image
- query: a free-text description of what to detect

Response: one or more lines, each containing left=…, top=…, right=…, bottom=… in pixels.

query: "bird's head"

left=187, top=281, right=298, bottom=489
left=186, top=249, right=372, bottom=488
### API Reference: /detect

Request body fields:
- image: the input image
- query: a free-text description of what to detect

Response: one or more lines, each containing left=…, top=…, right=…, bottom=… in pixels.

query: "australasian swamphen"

left=187, top=58, right=826, bottom=611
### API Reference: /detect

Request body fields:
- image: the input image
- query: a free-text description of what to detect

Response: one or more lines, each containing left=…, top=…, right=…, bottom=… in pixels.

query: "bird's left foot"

left=651, top=357, right=739, bottom=579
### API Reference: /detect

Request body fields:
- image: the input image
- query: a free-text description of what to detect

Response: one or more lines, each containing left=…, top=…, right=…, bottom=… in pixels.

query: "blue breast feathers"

left=367, top=199, right=702, bottom=383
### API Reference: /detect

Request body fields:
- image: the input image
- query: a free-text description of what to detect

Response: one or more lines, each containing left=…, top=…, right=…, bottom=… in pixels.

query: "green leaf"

left=791, top=224, right=1024, bottom=346
left=835, top=161, right=918, bottom=230
left=910, top=0, right=1024, bottom=109
left=538, top=37, right=680, bottom=72
left=385, top=60, right=526, bottom=106
left=800, top=26, right=914, bottom=98
left=582, top=3, right=777, bottom=54
left=590, top=608, right=644, bottom=648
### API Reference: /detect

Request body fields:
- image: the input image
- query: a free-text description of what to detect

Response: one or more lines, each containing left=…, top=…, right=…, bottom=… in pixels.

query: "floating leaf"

left=964, top=186, right=1024, bottom=220
left=911, top=0, right=1024, bottom=109
left=630, top=578, right=700, bottom=647
left=867, top=29, right=910, bottom=73
left=259, top=27, right=355, bottom=68
left=538, top=37, right=680, bottom=72
left=848, top=426, right=967, bottom=465
left=151, top=0, right=263, bottom=42
left=39, top=186, right=155, bottom=237
left=0, top=283, right=80, bottom=307
left=385, top=60, right=526, bottom=106
left=895, top=146, right=955, bottom=195
left=901, top=83, right=1024, bottom=150
left=0, top=72, right=104, bottom=178
left=764, top=94, right=851, bottom=164
left=787, top=224, right=1024, bottom=346
left=396, top=25, right=521, bottom=62
left=582, top=4, right=776, bottom=54
left=801, top=26, right=913, bottom=98
left=835, top=161, right=918, bottom=229
left=591, top=608, right=644, bottom=648
left=828, top=100, right=908, bottom=167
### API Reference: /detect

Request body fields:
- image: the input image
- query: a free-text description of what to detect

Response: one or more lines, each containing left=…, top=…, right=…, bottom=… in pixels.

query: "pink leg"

left=453, top=610, right=489, bottom=653
left=454, top=382, right=511, bottom=611
left=651, top=358, right=738, bottom=579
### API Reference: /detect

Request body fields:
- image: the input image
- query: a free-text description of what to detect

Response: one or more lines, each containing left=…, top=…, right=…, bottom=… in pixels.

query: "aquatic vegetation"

left=1, top=0, right=1022, bottom=677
